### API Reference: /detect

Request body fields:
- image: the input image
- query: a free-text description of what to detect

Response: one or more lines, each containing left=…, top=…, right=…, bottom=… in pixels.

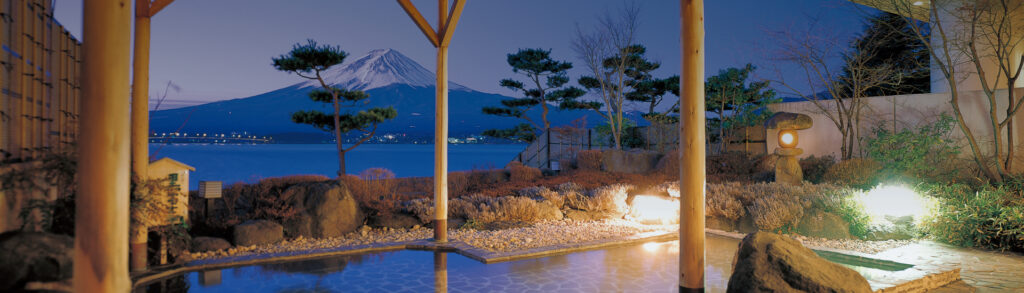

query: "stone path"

left=871, top=240, right=1024, bottom=292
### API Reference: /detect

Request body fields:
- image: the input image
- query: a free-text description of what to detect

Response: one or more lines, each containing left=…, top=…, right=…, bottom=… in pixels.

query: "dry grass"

left=577, top=150, right=603, bottom=171
left=343, top=168, right=403, bottom=217
left=824, top=158, right=883, bottom=189
left=507, top=162, right=542, bottom=182
left=565, top=183, right=632, bottom=213
left=705, top=182, right=746, bottom=221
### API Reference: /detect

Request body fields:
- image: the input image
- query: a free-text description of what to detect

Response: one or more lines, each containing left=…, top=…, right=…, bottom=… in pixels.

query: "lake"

left=149, top=143, right=526, bottom=190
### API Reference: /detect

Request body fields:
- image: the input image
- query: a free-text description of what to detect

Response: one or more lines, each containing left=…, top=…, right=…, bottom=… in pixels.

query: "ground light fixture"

left=778, top=129, right=799, bottom=148
left=627, top=195, right=680, bottom=225
left=859, top=184, right=931, bottom=222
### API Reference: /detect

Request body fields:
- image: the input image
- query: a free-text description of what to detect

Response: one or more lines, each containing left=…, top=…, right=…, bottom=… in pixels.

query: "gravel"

left=187, top=220, right=912, bottom=261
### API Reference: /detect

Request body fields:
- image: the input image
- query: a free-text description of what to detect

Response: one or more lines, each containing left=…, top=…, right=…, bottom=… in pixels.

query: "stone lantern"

left=765, top=112, right=813, bottom=185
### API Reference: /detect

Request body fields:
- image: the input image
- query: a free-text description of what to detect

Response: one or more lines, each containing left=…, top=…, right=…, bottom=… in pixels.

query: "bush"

left=507, top=162, right=542, bottom=182
left=448, top=171, right=470, bottom=197
left=800, top=155, right=836, bottom=184
left=344, top=168, right=403, bottom=217
left=706, top=152, right=770, bottom=183
left=577, top=150, right=603, bottom=171
left=864, top=113, right=962, bottom=182
left=705, top=183, right=747, bottom=221
left=746, top=187, right=804, bottom=232
left=565, top=184, right=631, bottom=213
left=824, top=158, right=883, bottom=190
left=923, top=184, right=1024, bottom=252
left=447, top=194, right=547, bottom=225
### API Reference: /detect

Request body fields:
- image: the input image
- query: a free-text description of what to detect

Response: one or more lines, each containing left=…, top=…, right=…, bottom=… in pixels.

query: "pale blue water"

left=149, top=143, right=525, bottom=190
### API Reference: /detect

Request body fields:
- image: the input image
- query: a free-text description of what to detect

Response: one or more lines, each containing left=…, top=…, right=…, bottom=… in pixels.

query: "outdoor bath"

left=140, top=233, right=933, bottom=292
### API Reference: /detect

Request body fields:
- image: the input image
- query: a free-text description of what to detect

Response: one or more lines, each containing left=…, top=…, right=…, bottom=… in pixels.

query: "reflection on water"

left=141, top=233, right=920, bottom=292
left=144, top=235, right=744, bottom=292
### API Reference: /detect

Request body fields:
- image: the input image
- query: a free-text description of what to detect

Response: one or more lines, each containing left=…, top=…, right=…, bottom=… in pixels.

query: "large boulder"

left=233, top=220, right=284, bottom=246
left=0, top=232, right=73, bottom=291
left=601, top=149, right=662, bottom=174
left=796, top=210, right=852, bottom=240
left=727, top=232, right=871, bottom=293
left=282, top=182, right=363, bottom=238
left=191, top=236, right=232, bottom=252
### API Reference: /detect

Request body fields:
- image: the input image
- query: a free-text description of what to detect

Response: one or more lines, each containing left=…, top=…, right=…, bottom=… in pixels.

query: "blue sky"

left=53, top=0, right=880, bottom=109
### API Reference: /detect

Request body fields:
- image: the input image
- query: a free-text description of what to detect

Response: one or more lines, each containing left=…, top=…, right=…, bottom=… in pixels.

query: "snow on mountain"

left=301, top=48, right=469, bottom=91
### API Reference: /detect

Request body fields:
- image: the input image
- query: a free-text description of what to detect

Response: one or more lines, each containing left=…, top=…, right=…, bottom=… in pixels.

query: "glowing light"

left=642, top=242, right=660, bottom=252
left=627, top=195, right=679, bottom=225
left=912, top=1, right=924, bottom=6
left=778, top=129, right=798, bottom=148
left=859, top=185, right=930, bottom=221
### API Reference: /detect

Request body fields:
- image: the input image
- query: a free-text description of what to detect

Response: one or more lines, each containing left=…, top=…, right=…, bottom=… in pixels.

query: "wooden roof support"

left=679, top=0, right=706, bottom=291
left=397, top=0, right=440, bottom=47
left=439, top=0, right=465, bottom=47
left=148, top=0, right=174, bottom=17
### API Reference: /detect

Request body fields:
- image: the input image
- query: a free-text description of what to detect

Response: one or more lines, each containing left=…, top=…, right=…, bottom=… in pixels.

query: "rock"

left=233, top=220, right=284, bottom=246
left=727, top=232, right=871, bottom=293
left=281, top=182, right=363, bottom=238
left=774, top=152, right=804, bottom=185
left=191, top=236, right=232, bottom=252
left=601, top=149, right=662, bottom=174
left=0, top=232, right=73, bottom=291
left=412, top=225, right=421, bottom=230
left=796, top=210, right=852, bottom=240
left=765, top=112, right=813, bottom=130
left=368, top=213, right=420, bottom=229
left=448, top=217, right=466, bottom=230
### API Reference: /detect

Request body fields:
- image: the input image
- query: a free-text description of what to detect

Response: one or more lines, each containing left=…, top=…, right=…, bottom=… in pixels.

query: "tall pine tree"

left=842, top=12, right=930, bottom=97
left=273, top=40, right=396, bottom=176
left=483, top=48, right=584, bottom=142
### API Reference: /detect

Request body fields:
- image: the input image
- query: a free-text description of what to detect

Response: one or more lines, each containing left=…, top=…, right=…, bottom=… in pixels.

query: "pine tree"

left=704, top=64, right=776, bottom=153
left=842, top=12, right=930, bottom=97
left=482, top=48, right=584, bottom=142
left=272, top=40, right=397, bottom=176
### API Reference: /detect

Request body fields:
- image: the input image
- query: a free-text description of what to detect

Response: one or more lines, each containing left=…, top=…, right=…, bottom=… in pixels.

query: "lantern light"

left=778, top=129, right=798, bottom=148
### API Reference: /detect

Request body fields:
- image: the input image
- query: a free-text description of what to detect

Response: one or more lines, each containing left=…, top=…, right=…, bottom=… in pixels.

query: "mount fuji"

left=149, top=49, right=613, bottom=142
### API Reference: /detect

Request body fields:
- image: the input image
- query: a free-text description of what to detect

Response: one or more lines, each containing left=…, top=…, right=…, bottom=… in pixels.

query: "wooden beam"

left=439, top=0, right=465, bottom=47
left=75, top=0, right=132, bottom=291
left=679, top=0, right=706, bottom=291
left=397, top=0, right=440, bottom=47
left=148, top=0, right=174, bottom=17
left=130, top=0, right=153, bottom=272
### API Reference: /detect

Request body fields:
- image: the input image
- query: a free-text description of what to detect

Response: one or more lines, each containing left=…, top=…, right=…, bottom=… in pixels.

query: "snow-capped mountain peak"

left=301, top=48, right=468, bottom=91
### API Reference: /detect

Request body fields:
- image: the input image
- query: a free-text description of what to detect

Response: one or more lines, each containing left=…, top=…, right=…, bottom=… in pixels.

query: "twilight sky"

left=53, top=0, right=881, bottom=109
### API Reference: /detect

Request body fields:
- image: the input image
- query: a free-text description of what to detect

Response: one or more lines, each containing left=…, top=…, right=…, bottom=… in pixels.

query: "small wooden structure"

left=147, top=157, right=194, bottom=223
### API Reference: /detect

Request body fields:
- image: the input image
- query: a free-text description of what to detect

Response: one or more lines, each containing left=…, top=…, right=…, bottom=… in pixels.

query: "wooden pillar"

left=130, top=0, right=152, bottom=272
left=433, top=0, right=449, bottom=242
left=679, top=0, right=706, bottom=292
left=74, top=0, right=131, bottom=291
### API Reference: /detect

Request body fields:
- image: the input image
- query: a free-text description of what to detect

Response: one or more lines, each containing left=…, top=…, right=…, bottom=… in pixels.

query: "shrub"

left=447, top=171, right=470, bottom=197
left=345, top=168, right=403, bottom=217
left=864, top=113, right=962, bottom=182
left=706, top=152, right=769, bottom=183
left=507, top=162, right=542, bottom=182
left=923, top=184, right=1024, bottom=252
left=800, top=155, right=836, bottom=184
left=823, top=158, right=883, bottom=190
left=577, top=150, right=603, bottom=171
left=705, top=183, right=747, bottom=221
left=446, top=195, right=546, bottom=225
left=403, top=198, right=435, bottom=224
left=747, top=189, right=804, bottom=232
left=655, top=149, right=680, bottom=177
left=565, top=184, right=631, bottom=213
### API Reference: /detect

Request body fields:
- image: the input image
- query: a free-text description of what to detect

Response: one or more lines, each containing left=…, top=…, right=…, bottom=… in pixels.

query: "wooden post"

left=397, top=0, right=464, bottom=243
left=433, top=0, right=450, bottom=242
left=679, top=0, right=706, bottom=292
left=74, top=0, right=131, bottom=291
left=130, top=0, right=152, bottom=272
left=545, top=129, right=551, bottom=169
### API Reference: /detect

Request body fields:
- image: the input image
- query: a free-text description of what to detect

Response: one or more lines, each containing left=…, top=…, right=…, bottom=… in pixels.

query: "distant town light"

left=912, top=1, right=924, bottom=6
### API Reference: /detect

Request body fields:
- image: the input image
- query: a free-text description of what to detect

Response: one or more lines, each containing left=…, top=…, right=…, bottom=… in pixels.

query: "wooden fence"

left=1, top=0, right=81, bottom=162
left=512, top=124, right=768, bottom=169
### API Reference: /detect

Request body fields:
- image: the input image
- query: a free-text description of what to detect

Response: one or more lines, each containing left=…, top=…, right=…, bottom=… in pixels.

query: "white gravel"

left=187, top=220, right=912, bottom=261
